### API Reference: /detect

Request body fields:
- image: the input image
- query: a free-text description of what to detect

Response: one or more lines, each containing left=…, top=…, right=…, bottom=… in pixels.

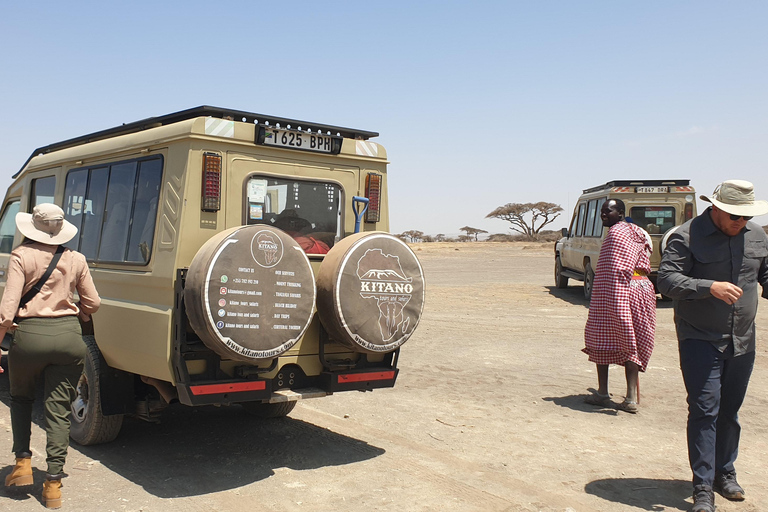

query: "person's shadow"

left=585, top=477, right=691, bottom=511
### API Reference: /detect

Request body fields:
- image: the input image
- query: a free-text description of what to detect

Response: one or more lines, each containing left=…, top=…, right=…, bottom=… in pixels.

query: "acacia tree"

left=486, top=202, right=563, bottom=239
left=459, top=226, right=488, bottom=241
left=400, top=230, right=424, bottom=242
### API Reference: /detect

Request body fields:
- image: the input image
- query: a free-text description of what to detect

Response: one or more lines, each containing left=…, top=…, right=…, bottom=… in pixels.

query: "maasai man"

left=583, top=199, right=656, bottom=413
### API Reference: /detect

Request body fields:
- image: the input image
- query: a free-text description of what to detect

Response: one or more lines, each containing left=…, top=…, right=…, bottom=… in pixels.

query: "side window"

left=63, top=156, right=163, bottom=263
left=63, top=170, right=88, bottom=250
left=592, top=197, right=607, bottom=236
left=584, top=199, right=599, bottom=238
left=97, top=162, right=137, bottom=261
left=0, top=200, right=20, bottom=253
left=78, top=168, right=109, bottom=260
left=126, top=159, right=162, bottom=263
left=30, top=176, right=56, bottom=207
left=575, top=203, right=587, bottom=237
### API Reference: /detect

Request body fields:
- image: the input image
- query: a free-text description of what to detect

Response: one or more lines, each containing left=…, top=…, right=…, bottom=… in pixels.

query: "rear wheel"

left=70, top=336, right=123, bottom=446
left=583, top=262, right=595, bottom=301
left=554, top=257, right=568, bottom=288
left=240, top=401, right=297, bottom=418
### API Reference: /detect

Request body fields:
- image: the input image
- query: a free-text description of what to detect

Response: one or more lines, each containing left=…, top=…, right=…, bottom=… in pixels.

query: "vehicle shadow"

left=545, top=286, right=674, bottom=309
left=584, top=477, right=691, bottom=511
left=0, top=361, right=385, bottom=498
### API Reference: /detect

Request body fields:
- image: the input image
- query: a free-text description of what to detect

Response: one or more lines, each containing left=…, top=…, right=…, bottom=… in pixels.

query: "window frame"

left=63, top=155, right=164, bottom=265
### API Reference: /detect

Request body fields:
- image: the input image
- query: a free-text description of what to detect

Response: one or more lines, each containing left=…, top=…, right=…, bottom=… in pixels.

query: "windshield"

left=245, top=176, right=341, bottom=254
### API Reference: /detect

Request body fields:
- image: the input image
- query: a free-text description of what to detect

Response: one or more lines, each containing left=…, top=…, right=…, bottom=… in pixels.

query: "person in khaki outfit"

left=1, top=203, right=100, bottom=509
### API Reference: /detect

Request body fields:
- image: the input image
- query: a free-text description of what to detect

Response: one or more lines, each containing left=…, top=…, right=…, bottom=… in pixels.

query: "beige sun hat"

left=700, top=180, right=768, bottom=217
left=15, top=203, right=78, bottom=245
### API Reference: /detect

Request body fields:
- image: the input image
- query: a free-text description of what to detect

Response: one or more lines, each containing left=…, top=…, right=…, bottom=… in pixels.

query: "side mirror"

left=561, top=227, right=569, bottom=238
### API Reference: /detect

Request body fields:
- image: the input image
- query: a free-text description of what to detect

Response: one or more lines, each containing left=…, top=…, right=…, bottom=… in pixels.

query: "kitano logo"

left=360, top=281, right=414, bottom=294
left=356, top=248, right=415, bottom=342
left=251, top=230, right=283, bottom=267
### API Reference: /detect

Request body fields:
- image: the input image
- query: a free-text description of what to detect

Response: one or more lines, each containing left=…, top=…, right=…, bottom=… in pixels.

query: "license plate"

left=636, top=186, right=668, bottom=193
left=262, top=128, right=335, bottom=153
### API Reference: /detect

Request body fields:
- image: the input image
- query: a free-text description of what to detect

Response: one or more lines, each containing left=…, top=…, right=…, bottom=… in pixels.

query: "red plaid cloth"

left=583, top=222, right=656, bottom=371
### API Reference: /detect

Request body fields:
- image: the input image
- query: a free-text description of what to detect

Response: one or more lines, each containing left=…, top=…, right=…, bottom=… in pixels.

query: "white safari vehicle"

left=0, top=106, right=425, bottom=445
left=554, top=179, right=696, bottom=299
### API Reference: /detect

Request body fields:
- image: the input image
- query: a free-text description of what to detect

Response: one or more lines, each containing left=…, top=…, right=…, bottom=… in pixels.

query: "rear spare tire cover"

left=184, top=225, right=316, bottom=362
left=316, top=232, right=425, bottom=353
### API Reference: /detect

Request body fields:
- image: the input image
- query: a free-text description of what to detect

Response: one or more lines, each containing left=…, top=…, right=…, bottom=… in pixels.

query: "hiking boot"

left=691, top=485, right=715, bottom=512
left=42, top=477, right=63, bottom=509
left=714, top=471, right=745, bottom=501
left=4, top=456, right=33, bottom=487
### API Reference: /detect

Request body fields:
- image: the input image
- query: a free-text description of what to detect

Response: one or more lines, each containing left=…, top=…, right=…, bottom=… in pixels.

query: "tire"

left=70, top=335, right=123, bottom=446
left=554, top=257, right=568, bottom=289
left=240, top=400, right=297, bottom=418
left=583, top=262, right=594, bottom=301
left=316, top=232, right=425, bottom=353
left=184, top=225, right=317, bottom=362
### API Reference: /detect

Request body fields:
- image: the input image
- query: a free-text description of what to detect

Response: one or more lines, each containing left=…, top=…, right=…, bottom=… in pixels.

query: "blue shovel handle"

left=352, top=196, right=369, bottom=233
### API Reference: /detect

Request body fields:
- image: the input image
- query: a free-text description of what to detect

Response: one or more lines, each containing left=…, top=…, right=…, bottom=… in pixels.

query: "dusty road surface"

left=1, top=241, right=767, bottom=511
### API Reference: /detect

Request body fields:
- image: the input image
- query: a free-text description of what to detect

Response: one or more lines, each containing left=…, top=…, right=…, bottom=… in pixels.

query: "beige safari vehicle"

left=0, top=106, right=425, bottom=445
left=554, top=179, right=696, bottom=299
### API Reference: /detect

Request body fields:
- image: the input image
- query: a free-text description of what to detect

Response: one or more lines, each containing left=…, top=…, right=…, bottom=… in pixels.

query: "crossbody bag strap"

left=18, top=245, right=65, bottom=310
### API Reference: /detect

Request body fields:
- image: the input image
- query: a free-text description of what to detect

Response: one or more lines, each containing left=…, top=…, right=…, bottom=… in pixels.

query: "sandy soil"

left=1, top=241, right=767, bottom=511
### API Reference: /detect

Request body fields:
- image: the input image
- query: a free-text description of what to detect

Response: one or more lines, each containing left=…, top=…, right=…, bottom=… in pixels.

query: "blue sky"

left=2, top=1, right=767, bottom=237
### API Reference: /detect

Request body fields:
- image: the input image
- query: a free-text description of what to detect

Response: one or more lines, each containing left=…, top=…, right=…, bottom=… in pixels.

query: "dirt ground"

left=1, top=241, right=767, bottom=511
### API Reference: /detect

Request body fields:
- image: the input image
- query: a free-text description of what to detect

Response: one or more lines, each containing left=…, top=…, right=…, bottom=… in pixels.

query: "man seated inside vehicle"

left=271, top=209, right=331, bottom=255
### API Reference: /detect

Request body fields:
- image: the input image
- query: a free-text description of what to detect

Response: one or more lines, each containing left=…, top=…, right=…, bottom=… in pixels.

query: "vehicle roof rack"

left=14, top=106, right=379, bottom=178
left=582, top=179, right=691, bottom=194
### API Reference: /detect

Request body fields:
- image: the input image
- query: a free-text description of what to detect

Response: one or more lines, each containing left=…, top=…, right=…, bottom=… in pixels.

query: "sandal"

left=616, top=399, right=638, bottom=414
left=584, top=392, right=613, bottom=407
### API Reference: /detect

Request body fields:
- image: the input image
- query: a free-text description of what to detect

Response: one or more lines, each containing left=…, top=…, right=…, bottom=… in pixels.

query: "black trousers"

left=679, top=339, right=754, bottom=488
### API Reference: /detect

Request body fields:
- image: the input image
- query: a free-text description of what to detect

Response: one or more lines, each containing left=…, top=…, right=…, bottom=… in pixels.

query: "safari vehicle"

left=0, top=106, right=425, bottom=445
left=554, top=179, right=696, bottom=299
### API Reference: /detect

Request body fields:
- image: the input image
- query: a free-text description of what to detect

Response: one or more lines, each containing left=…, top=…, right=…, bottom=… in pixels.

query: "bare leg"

left=625, top=362, right=639, bottom=402
left=596, top=364, right=609, bottom=396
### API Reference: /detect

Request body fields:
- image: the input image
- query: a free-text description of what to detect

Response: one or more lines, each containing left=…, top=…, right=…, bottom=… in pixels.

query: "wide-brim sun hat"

left=700, top=179, right=768, bottom=217
left=16, top=203, right=78, bottom=245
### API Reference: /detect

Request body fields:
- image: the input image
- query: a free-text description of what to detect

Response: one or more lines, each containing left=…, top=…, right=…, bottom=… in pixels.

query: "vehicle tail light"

left=202, top=152, right=222, bottom=212
left=684, top=202, right=694, bottom=220
left=365, top=173, right=381, bottom=223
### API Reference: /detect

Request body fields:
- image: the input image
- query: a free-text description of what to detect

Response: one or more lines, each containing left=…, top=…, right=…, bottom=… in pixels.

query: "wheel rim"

left=71, top=374, right=89, bottom=424
left=584, top=266, right=593, bottom=297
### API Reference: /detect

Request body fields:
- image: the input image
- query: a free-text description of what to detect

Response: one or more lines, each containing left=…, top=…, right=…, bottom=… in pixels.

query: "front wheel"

left=70, top=335, right=123, bottom=446
left=583, top=262, right=595, bottom=301
left=554, top=257, right=568, bottom=289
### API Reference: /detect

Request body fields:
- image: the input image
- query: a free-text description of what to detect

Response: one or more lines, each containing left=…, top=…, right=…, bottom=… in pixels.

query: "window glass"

left=592, top=196, right=607, bottom=237
left=126, top=159, right=162, bottom=263
left=31, top=176, right=56, bottom=207
left=64, top=157, right=163, bottom=263
left=575, top=203, right=587, bottom=237
left=630, top=206, right=676, bottom=235
left=245, top=176, right=341, bottom=254
left=0, top=200, right=20, bottom=253
left=97, top=162, right=137, bottom=261
left=78, top=168, right=109, bottom=260
left=584, top=200, right=598, bottom=238
left=63, top=170, right=88, bottom=250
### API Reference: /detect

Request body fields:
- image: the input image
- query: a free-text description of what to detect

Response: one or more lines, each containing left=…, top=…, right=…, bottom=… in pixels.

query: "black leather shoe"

left=714, top=471, right=745, bottom=501
left=691, top=485, right=715, bottom=512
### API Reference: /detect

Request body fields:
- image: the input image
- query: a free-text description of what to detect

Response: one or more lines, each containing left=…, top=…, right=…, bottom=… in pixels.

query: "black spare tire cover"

left=316, top=232, right=425, bottom=353
left=184, top=225, right=317, bottom=362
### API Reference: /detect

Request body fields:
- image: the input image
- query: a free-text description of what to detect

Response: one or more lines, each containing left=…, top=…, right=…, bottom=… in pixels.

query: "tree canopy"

left=486, top=202, right=563, bottom=239
left=459, top=226, right=488, bottom=241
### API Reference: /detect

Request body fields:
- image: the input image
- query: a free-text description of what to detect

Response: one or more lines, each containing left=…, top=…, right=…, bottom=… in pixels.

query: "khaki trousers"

left=8, top=316, right=85, bottom=475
